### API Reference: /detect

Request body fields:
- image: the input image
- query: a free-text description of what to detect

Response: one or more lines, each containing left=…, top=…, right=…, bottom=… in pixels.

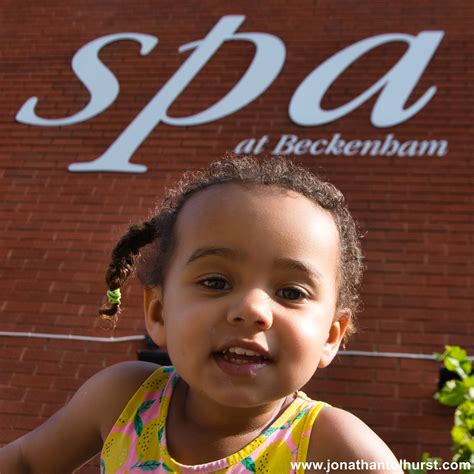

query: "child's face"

left=145, top=183, right=349, bottom=407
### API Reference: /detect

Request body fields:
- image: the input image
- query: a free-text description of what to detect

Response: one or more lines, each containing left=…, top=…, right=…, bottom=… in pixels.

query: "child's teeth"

left=227, top=346, right=261, bottom=356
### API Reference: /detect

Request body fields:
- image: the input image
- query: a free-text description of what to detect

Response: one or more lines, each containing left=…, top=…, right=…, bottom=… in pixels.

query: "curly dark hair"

left=98, top=155, right=364, bottom=342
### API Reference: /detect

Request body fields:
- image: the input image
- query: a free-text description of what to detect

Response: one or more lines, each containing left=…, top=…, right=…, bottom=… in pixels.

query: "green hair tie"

left=107, top=288, right=121, bottom=305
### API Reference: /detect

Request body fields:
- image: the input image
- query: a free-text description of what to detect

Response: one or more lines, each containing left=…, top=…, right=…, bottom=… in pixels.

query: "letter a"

left=289, top=31, right=444, bottom=128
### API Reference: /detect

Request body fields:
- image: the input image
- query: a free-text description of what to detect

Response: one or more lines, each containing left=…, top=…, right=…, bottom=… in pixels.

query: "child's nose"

left=226, top=289, right=273, bottom=330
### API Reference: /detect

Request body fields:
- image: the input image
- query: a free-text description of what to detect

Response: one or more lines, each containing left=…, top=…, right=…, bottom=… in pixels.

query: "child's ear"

left=143, top=286, right=166, bottom=348
left=318, top=309, right=351, bottom=369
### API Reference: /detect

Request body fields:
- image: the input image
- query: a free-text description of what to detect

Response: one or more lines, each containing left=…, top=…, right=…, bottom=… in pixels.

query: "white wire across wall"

left=1, top=331, right=471, bottom=360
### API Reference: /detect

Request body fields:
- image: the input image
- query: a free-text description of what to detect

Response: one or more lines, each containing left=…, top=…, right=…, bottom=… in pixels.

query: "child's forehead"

left=174, top=182, right=339, bottom=249
left=181, top=182, right=318, bottom=216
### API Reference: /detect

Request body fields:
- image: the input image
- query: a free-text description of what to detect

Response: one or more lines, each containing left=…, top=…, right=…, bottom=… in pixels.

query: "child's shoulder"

left=90, top=360, right=161, bottom=438
left=81, top=361, right=159, bottom=428
left=0, top=361, right=159, bottom=474
left=307, top=406, right=402, bottom=473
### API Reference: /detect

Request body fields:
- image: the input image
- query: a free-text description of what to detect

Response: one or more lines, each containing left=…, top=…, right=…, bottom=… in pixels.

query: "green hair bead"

left=107, top=288, right=121, bottom=305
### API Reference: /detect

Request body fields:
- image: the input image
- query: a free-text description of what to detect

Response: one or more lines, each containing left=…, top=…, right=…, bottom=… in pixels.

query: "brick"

left=2, top=0, right=474, bottom=461
left=326, top=367, right=376, bottom=382
left=34, top=361, right=79, bottom=377
left=0, top=429, right=29, bottom=445
left=23, top=348, right=65, bottom=363
left=418, top=429, right=452, bottom=445
left=398, top=414, right=452, bottom=431
left=0, top=400, right=41, bottom=417
left=377, top=428, right=419, bottom=444
left=327, top=395, right=377, bottom=410
left=383, top=399, right=424, bottom=415
left=51, top=376, right=82, bottom=391
left=376, top=370, right=424, bottom=385
left=0, top=347, right=26, bottom=361
left=0, top=385, right=25, bottom=400
left=398, top=385, right=436, bottom=400
left=0, top=413, right=43, bottom=431
left=11, top=374, right=52, bottom=389
left=24, top=388, right=69, bottom=405
left=0, top=360, right=36, bottom=374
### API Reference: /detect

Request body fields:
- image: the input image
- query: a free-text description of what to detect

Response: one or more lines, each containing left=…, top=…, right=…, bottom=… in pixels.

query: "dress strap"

left=295, top=400, right=329, bottom=466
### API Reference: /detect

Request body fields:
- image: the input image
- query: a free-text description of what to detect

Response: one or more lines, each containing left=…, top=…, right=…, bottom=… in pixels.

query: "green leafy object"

left=446, top=346, right=468, bottom=362
left=459, top=400, right=473, bottom=414
left=467, top=440, right=474, bottom=453
left=461, top=360, right=473, bottom=376
left=452, top=426, right=469, bottom=446
left=437, top=380, right=466, bottom=407
left=445, top=356, right=462, bottom=373
left=466, top=419, right=474, bottom=431
left=158, top=426, right=165, bottom=443
left=292, top=408, right=309, bottom=423
left=457, top=401, right=474, bottom=424
left=454, top=447, right=473, bottom=462
left=134, top=414, right=143, bottom=437
left=439, top=346, right=470, bottom=378
left=241, top=456, right=256, bottom=473
left=433, top=346, right=474, bottom=471
left=262, top=426, right=277, bottom=437
left=133, top=460, right=161, bottom=470
left=454, top=404, right=474, bottom=428
left=137, top=399, right=156, bottom=415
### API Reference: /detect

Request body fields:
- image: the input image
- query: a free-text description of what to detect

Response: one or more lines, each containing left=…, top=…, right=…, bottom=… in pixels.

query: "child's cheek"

left=285, top=316, right=329, bottom=360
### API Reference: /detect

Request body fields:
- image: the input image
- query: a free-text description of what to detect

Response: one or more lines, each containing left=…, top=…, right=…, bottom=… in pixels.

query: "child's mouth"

left=213, top=348, right=271, bottom=376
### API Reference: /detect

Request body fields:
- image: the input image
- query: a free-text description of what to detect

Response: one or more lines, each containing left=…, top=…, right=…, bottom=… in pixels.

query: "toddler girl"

left=0, top=156, right=401, bottom=473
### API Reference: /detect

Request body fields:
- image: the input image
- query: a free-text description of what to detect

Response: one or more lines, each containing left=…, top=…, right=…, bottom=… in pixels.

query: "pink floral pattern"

left=100, top=366, right=327, bottom=473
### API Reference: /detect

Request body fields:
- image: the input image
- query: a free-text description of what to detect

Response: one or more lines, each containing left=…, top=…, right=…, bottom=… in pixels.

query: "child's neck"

left=184, top=382, right=288, bottom=435
left=166, top=378, right=292, bottom=465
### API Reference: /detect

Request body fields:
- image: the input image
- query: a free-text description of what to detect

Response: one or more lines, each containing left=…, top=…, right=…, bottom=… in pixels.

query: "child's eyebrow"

left=186, top=246, right=245, bottom=265
left=274, top=257, right=323, bottom=283
left=185, top=246, right=322, bottom=283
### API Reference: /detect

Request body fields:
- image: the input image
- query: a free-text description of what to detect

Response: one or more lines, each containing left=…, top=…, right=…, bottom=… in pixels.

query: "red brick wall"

left=1, top=1, right=473, bottom=471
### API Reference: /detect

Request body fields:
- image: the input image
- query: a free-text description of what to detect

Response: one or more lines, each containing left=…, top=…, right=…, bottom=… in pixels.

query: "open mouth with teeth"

left=220, top=347, right=270, bottom=364
left=213, top=346, right=271, bottom=375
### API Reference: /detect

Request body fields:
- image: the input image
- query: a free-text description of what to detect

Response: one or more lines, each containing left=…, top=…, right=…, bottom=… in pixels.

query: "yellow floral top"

left=101, top=366, right=327, bottom=473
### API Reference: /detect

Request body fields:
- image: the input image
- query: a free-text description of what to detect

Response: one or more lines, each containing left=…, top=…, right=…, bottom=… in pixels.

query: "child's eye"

left=277, top=287, right=308, bottom=301
left=198, top=277, right=231, bottom=290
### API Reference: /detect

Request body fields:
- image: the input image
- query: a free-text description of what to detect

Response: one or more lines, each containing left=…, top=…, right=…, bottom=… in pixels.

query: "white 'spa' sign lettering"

left=16, top=16, right=444, bottom=173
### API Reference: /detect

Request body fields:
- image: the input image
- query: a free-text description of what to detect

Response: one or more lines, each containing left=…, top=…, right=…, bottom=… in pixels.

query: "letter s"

left=16, top=33, right=158, bottom=126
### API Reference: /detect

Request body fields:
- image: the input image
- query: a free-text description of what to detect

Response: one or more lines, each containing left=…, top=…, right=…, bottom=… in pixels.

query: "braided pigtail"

left=98, top=220, right=158, bottom=328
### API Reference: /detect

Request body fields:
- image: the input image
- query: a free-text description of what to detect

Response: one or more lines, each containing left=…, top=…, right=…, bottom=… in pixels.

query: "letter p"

left=69, top=16, right=286, bottom=172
